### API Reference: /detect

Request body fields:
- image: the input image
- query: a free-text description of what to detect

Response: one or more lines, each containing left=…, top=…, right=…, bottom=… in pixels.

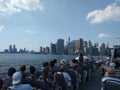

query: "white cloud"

left=0, top=0, right=44, bottom=16
left=98, top=33, right=112, bottom=38
left=0, top=0, right=20, bottom=16
left=87, top=3, right=120, bottom=24
left=25, top=29, right=36, bottom=34
left=11, top=0, right=44, bottom=11
left=0, top=25, right=5, bottom=32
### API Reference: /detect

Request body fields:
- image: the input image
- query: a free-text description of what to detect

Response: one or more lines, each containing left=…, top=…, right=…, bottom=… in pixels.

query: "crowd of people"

left=0, top=54, right=120, bottom=90
left=0, top=53, right=96, bottom=90
left=100, top=57, right=120, bottom=90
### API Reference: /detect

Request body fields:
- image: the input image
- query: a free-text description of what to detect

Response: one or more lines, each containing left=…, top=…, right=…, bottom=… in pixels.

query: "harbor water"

left=0, top=53, right=76, bottom=77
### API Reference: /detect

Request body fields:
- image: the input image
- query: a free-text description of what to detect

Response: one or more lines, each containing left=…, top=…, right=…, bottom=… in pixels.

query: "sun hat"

left=12, top=72, right=22, bottom=85
left=60, top=59, right=66, bottom=65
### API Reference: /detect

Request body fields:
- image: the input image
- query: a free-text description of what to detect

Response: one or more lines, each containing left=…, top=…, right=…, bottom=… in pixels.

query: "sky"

left=0, top=0, right=120, bottom=51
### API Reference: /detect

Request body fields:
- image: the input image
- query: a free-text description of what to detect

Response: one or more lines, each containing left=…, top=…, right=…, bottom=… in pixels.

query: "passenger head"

left=71, top=59, right=78, bottom=66
left=107, top=66, right=116, bottom=76
left=53, top=59, right=57, bottom=63
left=20, top=65, right=26, bottom=72
left=80, top=53, right=83, bottom=57
left=83, top=58, right=89, bottom=64
left=60, top=59, right=66, bottom=65
left=42, top=67, right=49, bottom=78
left=29, top=66, right=36, bottom=74
left=0, top=78, right=3, bottom=89
left=105, top=60, right=110, bottom=66
left=8, top=67, right=16, bottom=77
left=43, top=62, right=49, bottom=68
left=12, top=72, right=22, bottom=85
left=60, top=65, right=66, bottom=72
left=50, top=60, right=55, bottom=67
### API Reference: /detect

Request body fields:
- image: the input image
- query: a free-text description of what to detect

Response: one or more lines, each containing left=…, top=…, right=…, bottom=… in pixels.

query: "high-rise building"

left=56, top=39, right=64, bottom=54
left=68, top=40, right=75, bottom=55
left=13, top=45, right=17, bottom=53
left=75, top=38, right=84, bottom=54
left=9, top=45, right=12, bottom=53
left=83, top=41, right=88, bottom=47
left=45, top=47, right=49, bottom=54
left=50, top=43, right=56, bottom=54
left=39, top=46, right=42, bottom=53
left=88, top=40, right=92, bottom=48
left=100, top=43, right=106, bottom=56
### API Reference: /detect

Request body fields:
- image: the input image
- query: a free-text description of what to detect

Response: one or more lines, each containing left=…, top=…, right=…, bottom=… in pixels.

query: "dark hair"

left=30, top=66, right=36, bottom=74
left=50, top=60, right=55, bottom=67
left=43, top=62, right=49, bottom=67
left=8, top=67, right=16, bottom=77
left=53, top=59, right=57, bottom=63
left=0, top=78, right=3, bottom=89
left=20, top=65, right=26, bottom=72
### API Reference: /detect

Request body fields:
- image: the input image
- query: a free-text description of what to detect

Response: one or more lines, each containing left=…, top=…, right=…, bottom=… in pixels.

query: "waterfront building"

left=64, top=37, right=71, bottom=54
left=68, top=40, right=75, bottom=55
left=13, top=45, right=17, bottom=53
left=92, top=46, right=99, bottom=56
left=100, top=43, right=106, bottom=56
left=88, top=40, right=92, bottom=48
left=45, top=47, right=49, bottom=54
left=56, top=38, right=64, bottom=54
left=9, top=45, right=13, bottom=53
left=75, top=38, right=84, bottom=54
left=50, top=43, right=56, bottom=54
left=4, top=49, right=9, bottom=53
left=39, top=46, right=42, bottom=53
left=87, top=47, right=93, bottom=55
left=83, top=41, right=88, bottom=55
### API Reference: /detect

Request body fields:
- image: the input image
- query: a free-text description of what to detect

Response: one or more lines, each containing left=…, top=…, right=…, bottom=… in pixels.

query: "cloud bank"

left=25, top=29, right=37, bottom=34
left=87, top=3, right=120, bottom=24
left=0, top=25, right=5, bottom=32
left=98, top=33, right=112, bottom=38
left=0, top=0, right=44, bottom=16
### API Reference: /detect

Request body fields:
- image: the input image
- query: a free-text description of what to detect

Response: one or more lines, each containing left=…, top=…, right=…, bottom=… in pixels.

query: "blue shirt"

left=8, top=84, right=32, bottom=90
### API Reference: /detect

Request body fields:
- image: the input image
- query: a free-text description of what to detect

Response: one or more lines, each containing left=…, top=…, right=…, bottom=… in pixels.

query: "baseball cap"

left=12, top=72, right=22, bottom=85
left=109, top=62, right=116, bottom=67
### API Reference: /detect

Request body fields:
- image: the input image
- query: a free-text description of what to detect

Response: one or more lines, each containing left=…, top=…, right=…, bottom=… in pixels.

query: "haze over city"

left=0, top=0, right=120, bottom=51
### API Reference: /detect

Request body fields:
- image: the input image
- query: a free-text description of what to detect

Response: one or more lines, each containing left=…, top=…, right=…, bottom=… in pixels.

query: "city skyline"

left=0, top=0, right=120, bottom=51
left=2, top=37, right=110, bottom=53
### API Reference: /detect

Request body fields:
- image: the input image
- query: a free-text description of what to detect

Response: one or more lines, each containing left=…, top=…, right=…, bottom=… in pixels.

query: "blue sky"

left=0, top=0, right=120, bottom=51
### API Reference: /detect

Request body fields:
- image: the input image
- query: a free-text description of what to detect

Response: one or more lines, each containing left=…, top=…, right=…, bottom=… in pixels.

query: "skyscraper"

left=50, top=43, right=56, bottom=54
left=9, top=45, right=12, bottom=53
left=56, top=39, right=64, bottom=54
left=75, top=38, right=84, bottom=54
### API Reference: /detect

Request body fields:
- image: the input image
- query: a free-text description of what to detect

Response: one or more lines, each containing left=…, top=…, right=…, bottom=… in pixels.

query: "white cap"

left=75, top=57, right=79, bottom=60
left=12, top=72, right=22, bottom=85
left=109, top=62, right=116, bottom=67
left=106, top=57, right=110, bottom=60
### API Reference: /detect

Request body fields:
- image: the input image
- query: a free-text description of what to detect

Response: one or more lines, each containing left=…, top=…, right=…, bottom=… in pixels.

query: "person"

left=0, top=78, right=4, bottom=90
left=101, top=66, right=120, bottom=90
left=3, top=67, right=16, bottom=89
left=8, top=72, right=32, bottom=90
left=104, top=62, right=116, bottom=77
left=60, top=59, right=66, bottom=66
left=20, top=65, right=27, bottom=78
left=54, top=65, right=71, bottom=90
left=100, top=58, right=110, bottom=75
left=29, top=66, right=37, bottom=79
